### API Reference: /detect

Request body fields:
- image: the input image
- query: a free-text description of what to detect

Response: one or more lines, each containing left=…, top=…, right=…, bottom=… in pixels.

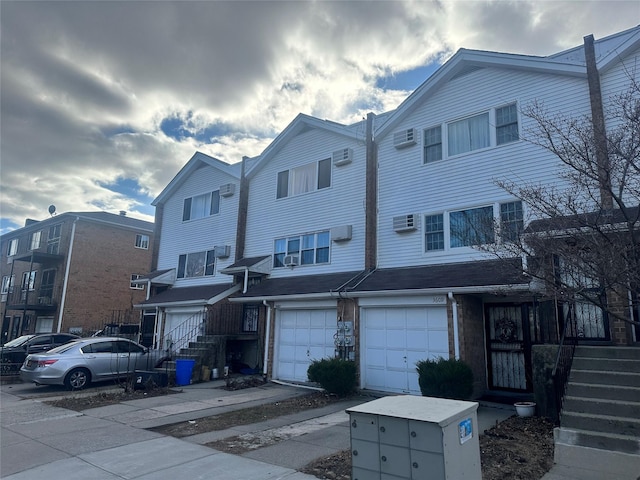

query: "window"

left=135, top=234, right=149, bottom=249
left=425, top=214, right=445, bottom=251
left=1, top=275, right=14, bottom=295
left=450, top=206, right=495, bottom=247
left=243, top=305, right=259, bottom=332
left=130, top=274, right=145, bottom=290
left=40, top=270, right=56, bottom=300
left=276, top=159, right=331, bottom=199
left=7, top=239, right=18, bottom=256
left=177, top=250, right=216, bottom=278
left=273, top=231, right=330, bottom=267
left=424, top=126, right=442, bottom=163
left=448, top=112, right=490, bottom=156
left=47, top=224, right=62, bottom=254
left=29, top=231, right=41, bottom=250
left=21, top=271, right=36, bottom=291
left=496, top=103, right=519, bottom=145
left=500, top=201, right=523, bottom=242
left=183, top=190, right=220, bottom=221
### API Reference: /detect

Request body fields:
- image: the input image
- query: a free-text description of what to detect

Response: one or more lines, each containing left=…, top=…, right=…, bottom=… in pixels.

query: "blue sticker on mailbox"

left=459, top=418, right=473, bottom=444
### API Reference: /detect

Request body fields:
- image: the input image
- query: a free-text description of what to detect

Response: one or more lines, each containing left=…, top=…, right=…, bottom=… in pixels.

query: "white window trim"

left=135, top=234, right=150, bottom=250
left=130, top=274, right=145, bottom=290
left=7, top=239, right=18, bottom=256
left=276, top=158, right=331, bottom=199
left=273, top=230, right=331, bottom=268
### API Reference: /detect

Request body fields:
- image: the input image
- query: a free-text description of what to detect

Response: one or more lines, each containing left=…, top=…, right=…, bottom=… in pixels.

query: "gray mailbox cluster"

left=346, top=395, right=481, bottom=480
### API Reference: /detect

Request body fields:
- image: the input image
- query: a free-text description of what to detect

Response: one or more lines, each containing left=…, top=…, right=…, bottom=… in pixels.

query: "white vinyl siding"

left=377, top=67, right=590, bottom=268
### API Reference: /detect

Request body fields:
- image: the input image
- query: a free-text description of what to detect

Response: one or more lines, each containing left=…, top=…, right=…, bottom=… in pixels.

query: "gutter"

left=57, top=216, right=78, bottom=333
left=448, top=292, right=460, bottom=359
left=262, top=300, right=272, bottom=377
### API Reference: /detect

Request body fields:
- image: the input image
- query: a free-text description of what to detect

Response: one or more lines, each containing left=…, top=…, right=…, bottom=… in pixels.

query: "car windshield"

left=3, top=335, right=36, bottom=347
left=47, top=341, right=81, bottom=354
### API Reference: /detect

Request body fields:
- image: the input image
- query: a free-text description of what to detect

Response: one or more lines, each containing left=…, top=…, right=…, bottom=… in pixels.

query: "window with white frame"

left=130, top=274, right=145, bottom=289
left=273, top=231, right=330, bottom=267
left=448, top=112, right=490, bottom=157
left=424, top=201, right=523, bottom=252
left=1, top=275, right=14, bottom=295
left=47, top=224, right=62, bottom=254
left=21, top=271, right=36, bottom=291
left=29, top=231, right=41, bottom=250
left=423, top=126, right=442, bottom=163
left=135, top=234, right=149, bottom=249
left=496, top=103, right=519, bottom=145
left=276, top=158, right=331, bottom=199
left=177, top=250, right=216, bottom=278
left=7, top=239, right=18, bottom=256
left=183, top=190, right=220, bottom=221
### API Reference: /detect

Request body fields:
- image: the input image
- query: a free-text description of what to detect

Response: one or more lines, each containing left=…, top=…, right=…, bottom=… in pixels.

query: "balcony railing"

left=2, top=285, right=62, bottom=309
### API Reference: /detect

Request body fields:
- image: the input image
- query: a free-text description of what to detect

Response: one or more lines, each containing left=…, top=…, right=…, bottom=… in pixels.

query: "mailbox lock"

left=413, top=462, right=419, bottom=468
left=380, top=426, right=386, bottom=433
left=351, top=420, right=357, bottom=428
left=411, top=431, right=417, bottom=437
left=353, top=450, right=358, bottom=456
left=381, top=456, right=387, bottom=462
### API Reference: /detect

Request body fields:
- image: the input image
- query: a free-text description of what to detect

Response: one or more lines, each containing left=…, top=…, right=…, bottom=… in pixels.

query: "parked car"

left=92, top=323, right=140, bottom=342
left=1, top=333, right=79, bottom=374
left=20, top=337, right=170, bottom=390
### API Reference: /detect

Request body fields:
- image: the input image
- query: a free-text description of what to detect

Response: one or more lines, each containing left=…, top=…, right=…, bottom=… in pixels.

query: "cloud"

left=1, top=0, right=637, bottom=232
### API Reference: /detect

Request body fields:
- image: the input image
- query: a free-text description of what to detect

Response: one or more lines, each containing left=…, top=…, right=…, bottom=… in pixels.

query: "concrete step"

left=561, top=411, right=640, bottom=437
left=567, top=382, right=640, bottom=402
left=570, top=369, right=640, bottom=387
left=177, top=347, right=209, bottom=357
left=572, top=356, right=640, bottom=373
left=188, top=340, right=223, bottom=349
left=553, top=440, right=640, bottom=478
left=563, top=396, right=640, bottom=418
left=574, top=346, right=640, bottom=360
left=555, top=427, right=640, bottom=455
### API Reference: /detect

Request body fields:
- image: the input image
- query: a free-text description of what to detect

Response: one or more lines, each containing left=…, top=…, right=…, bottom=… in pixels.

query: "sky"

left=1, top=1, right=638, bottom=234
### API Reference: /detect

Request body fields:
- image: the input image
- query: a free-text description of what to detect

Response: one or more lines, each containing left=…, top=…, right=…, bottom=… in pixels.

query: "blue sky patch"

left=376, top=63, right=440, bottom=91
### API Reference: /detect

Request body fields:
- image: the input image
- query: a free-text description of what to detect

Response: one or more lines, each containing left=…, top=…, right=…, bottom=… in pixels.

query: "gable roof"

left=152, top=151, right=241, bottom=206
left=245, top=113, right=363, bottom=179
left=376, top=26, right=640, bottom=140
left=136, top=283, right=240, bottom=308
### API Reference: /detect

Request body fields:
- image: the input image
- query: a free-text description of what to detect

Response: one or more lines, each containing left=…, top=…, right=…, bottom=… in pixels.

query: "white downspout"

left=448, top=292, right=460, bottom=359
left=57, top=217, right=78, bottom=333
left=243, top=267, right=249, bottom=294
left=262, top=300, right=272, bottom=377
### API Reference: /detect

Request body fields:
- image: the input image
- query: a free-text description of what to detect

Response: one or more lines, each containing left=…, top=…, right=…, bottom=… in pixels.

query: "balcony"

left=3, top=285, right=61, bottom=311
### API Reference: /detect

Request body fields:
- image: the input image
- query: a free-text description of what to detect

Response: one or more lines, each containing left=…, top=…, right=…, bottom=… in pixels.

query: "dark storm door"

left=485, top=304, right=533, bottom=392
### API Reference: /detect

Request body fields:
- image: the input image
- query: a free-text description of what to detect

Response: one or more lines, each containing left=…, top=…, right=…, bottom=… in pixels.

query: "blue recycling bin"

left=175, top=359, right=195, bottom=386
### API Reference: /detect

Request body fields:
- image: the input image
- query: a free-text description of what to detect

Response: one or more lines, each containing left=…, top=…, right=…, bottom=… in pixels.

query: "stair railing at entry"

left=161, top=310, right=206, bottom=358
left=552, top=303, right=578, bottom=422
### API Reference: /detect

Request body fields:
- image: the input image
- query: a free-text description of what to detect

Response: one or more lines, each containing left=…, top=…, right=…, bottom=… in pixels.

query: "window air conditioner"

left=393, top=214, right=419, bottom=232
left=219, top=183, right=236, bottom=197
left=332, top=148, right=353, bottom=166
left=393, top=128, right=417, bottom=149
left=214, top=245, right=230, bottom=258
left=283, top=254, right=300, bottom=267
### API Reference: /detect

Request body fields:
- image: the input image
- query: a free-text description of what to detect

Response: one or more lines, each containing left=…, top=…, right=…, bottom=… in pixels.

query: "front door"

left=485, top=304, right=533, bottom=392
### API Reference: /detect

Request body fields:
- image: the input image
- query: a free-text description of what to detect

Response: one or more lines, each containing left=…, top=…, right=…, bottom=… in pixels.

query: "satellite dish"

left=48, top=205, right=56, bottom=216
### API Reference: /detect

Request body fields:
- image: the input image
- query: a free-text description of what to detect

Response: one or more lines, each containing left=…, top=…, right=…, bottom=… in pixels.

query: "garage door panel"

left=362, top=305, right=449, bottom=395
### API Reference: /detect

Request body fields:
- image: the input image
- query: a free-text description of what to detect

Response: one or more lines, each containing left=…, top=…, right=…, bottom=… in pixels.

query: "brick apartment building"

left=0, top=211, right=154, bottom=343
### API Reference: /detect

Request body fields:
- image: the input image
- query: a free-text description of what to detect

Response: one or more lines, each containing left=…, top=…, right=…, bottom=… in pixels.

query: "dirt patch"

left=47, top=387, right=175, bottom=411
left=299, top=415, right=555, bottom=480
left=150, top=391, right=356, bottom=437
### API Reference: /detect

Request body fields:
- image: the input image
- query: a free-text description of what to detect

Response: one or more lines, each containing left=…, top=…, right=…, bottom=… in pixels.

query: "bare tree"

left=491, top=80, right=640, bottom=332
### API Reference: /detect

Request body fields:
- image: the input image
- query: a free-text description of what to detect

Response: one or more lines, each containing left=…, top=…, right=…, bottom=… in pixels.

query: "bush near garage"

left=416, top=357, right=474, bottom=400
left=307, top=357, right=357, bottom=397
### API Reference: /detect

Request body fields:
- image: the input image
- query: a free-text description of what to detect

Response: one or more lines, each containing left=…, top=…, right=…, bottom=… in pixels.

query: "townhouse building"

left=1, top=211, right=154, bottom=343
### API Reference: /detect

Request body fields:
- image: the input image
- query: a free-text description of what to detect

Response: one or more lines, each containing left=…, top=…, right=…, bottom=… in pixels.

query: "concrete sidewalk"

left=1, top=380, right=514, bottom=479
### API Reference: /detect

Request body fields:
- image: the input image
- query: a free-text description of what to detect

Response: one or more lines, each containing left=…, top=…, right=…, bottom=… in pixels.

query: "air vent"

left=393, top=214, right=419, bottom=232
left=219, top=183, right=236, bottom=197
left=393, top=128, right=417, bottom=149
left=283, top=254, right=300, bottom=267
left=214, top=245, right=230, bottom=258
left=332, top=148, right=353, bottom=166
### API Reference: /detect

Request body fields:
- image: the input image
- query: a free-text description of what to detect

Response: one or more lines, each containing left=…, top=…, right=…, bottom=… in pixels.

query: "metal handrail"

left=551, top=304, right=578, bottom=422
left=161, top=310, right=206, bottom=357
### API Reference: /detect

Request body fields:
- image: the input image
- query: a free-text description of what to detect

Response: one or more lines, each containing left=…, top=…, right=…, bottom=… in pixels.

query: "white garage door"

left=362, top=306, right=449, bottom=395
left=275, top=309, right=337, bottom=383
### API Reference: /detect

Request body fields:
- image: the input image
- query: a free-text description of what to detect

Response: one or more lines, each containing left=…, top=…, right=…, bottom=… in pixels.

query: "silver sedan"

left=20, top=337, right=170, bottom=390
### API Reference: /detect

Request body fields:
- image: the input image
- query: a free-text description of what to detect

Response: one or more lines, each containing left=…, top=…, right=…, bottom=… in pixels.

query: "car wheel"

left=65, top=368, right=91, bottom=390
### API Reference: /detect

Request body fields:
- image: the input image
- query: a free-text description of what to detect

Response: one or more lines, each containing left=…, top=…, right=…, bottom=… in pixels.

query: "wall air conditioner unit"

left=219, top=183, right=236, bottom=197
left=331, top=225, right=352, bottom=242
left=393, top=214, right=419, bottom=232
left=332, top=148, right=353, bottom=166
left=283, top=254, right=300, bottom=267
left=214, top=245, right=230, bottom=258
left=393, top=128, right=417, bottom=149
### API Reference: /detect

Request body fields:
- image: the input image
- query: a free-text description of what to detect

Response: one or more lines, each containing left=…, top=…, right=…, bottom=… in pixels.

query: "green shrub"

left=416, top=357, right=474, bottom=400
left=307, top=357, right=357, bottom=396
